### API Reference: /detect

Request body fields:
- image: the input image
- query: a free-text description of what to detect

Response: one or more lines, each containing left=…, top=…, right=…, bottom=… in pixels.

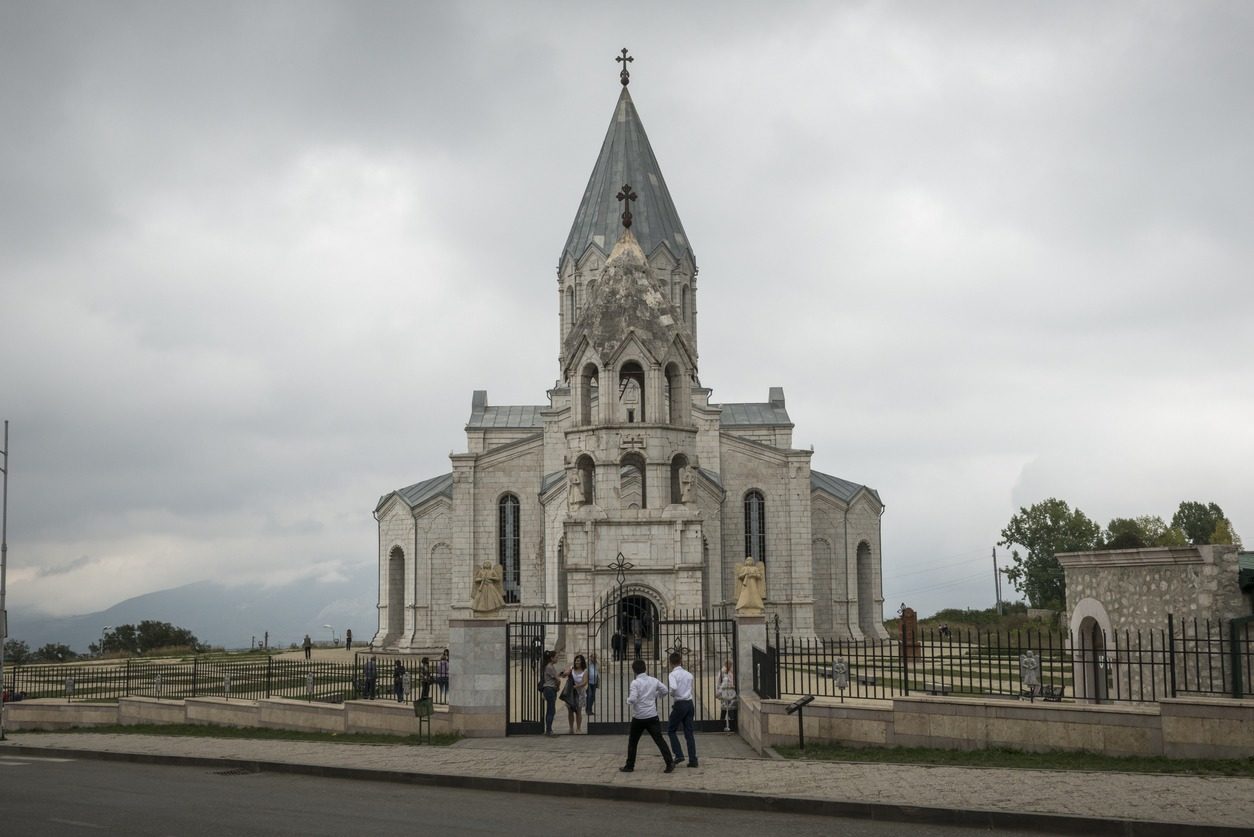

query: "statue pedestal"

left=447, top=617, right=507, bottom=737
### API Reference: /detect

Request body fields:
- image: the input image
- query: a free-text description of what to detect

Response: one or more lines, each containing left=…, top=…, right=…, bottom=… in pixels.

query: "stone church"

left=372, top=62, right=888, bottom=651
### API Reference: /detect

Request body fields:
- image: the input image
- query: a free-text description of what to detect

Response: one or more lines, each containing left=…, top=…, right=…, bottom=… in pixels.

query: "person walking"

left=436, top=648, right=449, bottom=702
left=302, top=634, right=312, bottom=660
left=586, top=652, right=600, bottom=718
left=418, top=656, right=432, bottom=701
left=620, top=658, right=674, bottom=774
left=345, top=629, right=352, bottom=651
left=363, top=656, right=378, bottom=700
left=666, top=651, right=698, bottom=767
left=716, top=659, right=737, bottom=731
left=562, top=654, right=590, bottom=734
left=541, top=650, right=560, bottom=736
left=392, top=659, right=405, bottom=703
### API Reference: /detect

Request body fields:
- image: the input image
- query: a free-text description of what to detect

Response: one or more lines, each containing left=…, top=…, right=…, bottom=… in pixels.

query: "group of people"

left=359, top=649, right=449, bottom=702
left=537, top=649, right=738, bottom=773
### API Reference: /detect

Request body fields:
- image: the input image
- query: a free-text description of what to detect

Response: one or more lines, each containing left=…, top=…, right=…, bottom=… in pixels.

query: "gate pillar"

left=448, top=617, right=507, bottom=737
left=735, top=614, right=766, bottom=698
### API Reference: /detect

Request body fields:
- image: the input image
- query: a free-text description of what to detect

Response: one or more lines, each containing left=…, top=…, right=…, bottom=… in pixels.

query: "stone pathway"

left=2, top=732, right=1251, bottom=830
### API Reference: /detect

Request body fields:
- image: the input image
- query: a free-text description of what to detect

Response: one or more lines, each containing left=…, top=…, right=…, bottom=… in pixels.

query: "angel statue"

left=472, top=562, right=506, bottom=614
left=734, top=556, right=765, bottom=615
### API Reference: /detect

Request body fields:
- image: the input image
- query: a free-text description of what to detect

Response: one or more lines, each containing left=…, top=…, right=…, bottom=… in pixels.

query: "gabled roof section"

left=376, top=472, right=453, bottom=513
left=466, top=390, right=545, bottom=428
left=811, top=469, right=882, bottom=505
left=718, top=402, right=792, bottom=427
left=562, top=87, right=693, bottom=268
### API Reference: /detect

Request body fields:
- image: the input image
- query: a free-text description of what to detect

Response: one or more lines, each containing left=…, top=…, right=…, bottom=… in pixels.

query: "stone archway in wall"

left=812, top=538, right=834, bottom=637
left=1069, top=597, right=1113, bottom=703
left=589, top=583, right=668, bottom=655
left=856, top=540, right=875, bottom=634
left=387, top=546, right=405, bottom=644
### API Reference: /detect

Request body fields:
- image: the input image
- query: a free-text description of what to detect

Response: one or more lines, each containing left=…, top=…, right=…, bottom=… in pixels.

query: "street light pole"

left=1, top=420, right=10, bottom=741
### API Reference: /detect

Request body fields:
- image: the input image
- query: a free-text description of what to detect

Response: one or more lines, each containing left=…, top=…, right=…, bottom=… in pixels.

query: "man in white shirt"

left=620, top=658, right=675, bottom=773
left=666, top=651, right=698, bottom=767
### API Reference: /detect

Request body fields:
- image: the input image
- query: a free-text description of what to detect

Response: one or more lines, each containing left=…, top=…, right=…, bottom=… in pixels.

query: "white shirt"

left=626, top=673, right=669, bottom=719
left=668, top=666, right=695, bottom=701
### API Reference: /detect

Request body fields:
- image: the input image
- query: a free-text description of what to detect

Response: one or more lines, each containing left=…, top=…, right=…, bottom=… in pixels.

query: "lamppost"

left=0, top=420, right=9, bottom=741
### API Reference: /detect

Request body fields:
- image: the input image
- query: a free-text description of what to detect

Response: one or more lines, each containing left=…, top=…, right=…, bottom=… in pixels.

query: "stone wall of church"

left=373, top=498, right=456, bottom=652
left=469, top=439, right=546, bottom=608
left=811, top=493, right=887, bottom=640
left=374, top=500, right=415, bottom=648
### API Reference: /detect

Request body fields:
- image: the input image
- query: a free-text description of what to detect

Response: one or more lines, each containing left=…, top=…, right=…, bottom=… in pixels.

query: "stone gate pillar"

left=735, top=613, right=766, bottom=697
left=447, top=617, right=507, bottom=737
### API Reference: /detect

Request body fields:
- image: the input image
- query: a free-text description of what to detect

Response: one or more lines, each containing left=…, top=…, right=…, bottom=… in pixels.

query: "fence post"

left=125, top=659, right=131, bottom=697
left=266, top=656, right=273, bottom=699
left=1230, top=616, right=1254, bottom=700
left=191, top=657, right=198, bottom=698
left=900, top=634, right=910, bottom=696
left=1167, top=613, right=1177, bottom=699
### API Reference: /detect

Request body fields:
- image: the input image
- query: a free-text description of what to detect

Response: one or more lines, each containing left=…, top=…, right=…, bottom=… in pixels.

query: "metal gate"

left=506, top=608, right=736, bottom=735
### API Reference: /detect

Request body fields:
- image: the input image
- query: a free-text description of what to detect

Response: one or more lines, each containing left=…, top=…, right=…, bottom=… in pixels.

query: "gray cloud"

left=1, top=1, right=1250, bottom=619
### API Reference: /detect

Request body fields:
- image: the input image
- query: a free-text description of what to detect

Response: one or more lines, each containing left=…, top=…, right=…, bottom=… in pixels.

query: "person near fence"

left=345, top=629, right=352, bottom=651
left=541, top=650, right=560, bottom=736
left=716, top=659, right=737, bottom=730
left=611, top=630, right=624, bottom=661
left=561, top=654, right=590, bottom=734
left=632, top=626, right=643, bottom=660
left=302, top=634, right=312, bottom=660
left=666, top=651, right=698, bottom=767
left=419, top=656, right=432, bottom=701
left=364, top=656, right=378, bottom=700
left=586, top=652, right=600, bottom=717
left=437, top=648, right=449, bottom=701
left=620, top=658, right=674, bottom=773
left=392, top=659, right=405, bottom=703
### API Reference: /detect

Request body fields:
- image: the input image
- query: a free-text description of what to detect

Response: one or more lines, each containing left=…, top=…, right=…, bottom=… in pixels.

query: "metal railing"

left=3, top=656, right=448, bottom=706
left=768, top=615, right=1254, bottom=704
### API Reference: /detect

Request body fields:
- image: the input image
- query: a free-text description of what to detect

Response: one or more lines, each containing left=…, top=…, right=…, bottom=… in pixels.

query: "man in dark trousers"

left=666, top=651, right=698, bottom=767
left=620, top=658, right=674, bottom=774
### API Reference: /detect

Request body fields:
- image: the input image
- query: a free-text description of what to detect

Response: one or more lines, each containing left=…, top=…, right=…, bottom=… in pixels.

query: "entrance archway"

left=1070, top=597, right=1113, bottom=703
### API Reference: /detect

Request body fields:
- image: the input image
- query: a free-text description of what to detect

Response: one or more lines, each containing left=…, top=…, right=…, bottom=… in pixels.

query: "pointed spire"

left=561, top=87, right=694, bottom=268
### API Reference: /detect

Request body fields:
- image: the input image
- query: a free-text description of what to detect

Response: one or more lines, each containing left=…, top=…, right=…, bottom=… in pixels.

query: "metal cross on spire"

left=616, top=47, right=633, bottom=86
left=616, top=183, right=637, bottom=229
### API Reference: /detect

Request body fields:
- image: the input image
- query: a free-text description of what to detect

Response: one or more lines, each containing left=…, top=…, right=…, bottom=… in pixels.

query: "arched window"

left=565, top=286, right=575, bottom=331
left=856, top=540, right=874, bottom=632
left=665, top=362, right=685, bottom=425
left=670, top=453, right=689, bottom=505
left=498, top=494, right=521, bottom=603
left=620, top=452, right=646, bottom=509
left=579, top=363, right=599, bottom=426
left=576, top=454, right=596, bottom=505
left=681, top=285, right=691, bottom=325
left=744, top=490, right=766, bottom=563
left=387, top=546, right=405, bottom=640
left=619, top=361, right=645, bottom=423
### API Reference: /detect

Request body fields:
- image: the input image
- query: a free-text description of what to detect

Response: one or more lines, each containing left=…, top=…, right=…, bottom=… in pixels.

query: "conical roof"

left=562, top=228, right=694, bottom=375
left=561, top=87, right=694, bottom=268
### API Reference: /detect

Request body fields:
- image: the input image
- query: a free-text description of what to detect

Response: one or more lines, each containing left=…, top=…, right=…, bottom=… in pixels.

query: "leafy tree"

left=999, top=498, right=1101, bottom=609
left=34, top=643, right=78, bottom=662
left=1171, top=501, right=1227, bottom=545
left=1211, top=518, right=1243, bottom=548
left=98, top=621, right=202, bottom=655
left=4, top=638, right=31, bottom=664
left=1101, top=515, right=1187, bottom=550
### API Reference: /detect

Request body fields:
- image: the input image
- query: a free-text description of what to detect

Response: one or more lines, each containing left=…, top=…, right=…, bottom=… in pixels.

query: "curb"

left=0, top=743, right=1244, bottom=837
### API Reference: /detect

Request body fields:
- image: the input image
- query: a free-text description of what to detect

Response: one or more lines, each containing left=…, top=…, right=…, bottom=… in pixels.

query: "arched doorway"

left=387, top=546, right=405, bottom=643
left=1069, top=597, right=1113, bottom=703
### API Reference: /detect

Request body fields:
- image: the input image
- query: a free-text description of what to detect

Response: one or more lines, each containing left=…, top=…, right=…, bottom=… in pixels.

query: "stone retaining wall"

left=744, top=694, right=1254, bottom=759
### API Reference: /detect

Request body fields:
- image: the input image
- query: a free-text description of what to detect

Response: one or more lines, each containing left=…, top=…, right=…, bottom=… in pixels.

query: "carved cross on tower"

left=616, top=48, right=633, bottom=86
left=616, top=183, right=637, bottom=229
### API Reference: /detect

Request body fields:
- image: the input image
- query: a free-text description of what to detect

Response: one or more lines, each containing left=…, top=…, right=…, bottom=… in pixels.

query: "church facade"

left=372, top=68, right=888, bottom=651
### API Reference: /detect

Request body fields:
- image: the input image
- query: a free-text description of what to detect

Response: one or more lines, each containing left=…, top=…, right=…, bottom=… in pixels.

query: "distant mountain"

left=8, top=575, right=378, bottom=654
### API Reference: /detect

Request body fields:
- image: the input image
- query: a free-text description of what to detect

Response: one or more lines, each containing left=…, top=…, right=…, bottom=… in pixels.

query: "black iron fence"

left=3, top=656, right=447, bottom=706
left=764, top=614, right=1254, bottom=704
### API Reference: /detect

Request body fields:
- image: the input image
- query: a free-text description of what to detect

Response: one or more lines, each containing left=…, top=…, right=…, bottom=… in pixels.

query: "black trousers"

left=624, top=716, right=673, bottom=768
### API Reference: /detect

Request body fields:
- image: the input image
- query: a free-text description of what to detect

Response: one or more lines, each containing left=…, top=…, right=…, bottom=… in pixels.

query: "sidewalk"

left=2, top=731, right=1251, bottom=834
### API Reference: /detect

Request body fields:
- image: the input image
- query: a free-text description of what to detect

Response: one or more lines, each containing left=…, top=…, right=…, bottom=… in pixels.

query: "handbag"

left=536, top=680, right=545, bottom=694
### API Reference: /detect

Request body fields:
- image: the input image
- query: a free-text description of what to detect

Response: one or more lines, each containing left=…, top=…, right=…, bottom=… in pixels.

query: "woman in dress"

left=562, top=654, right=590, bottom=734
left=586, top=652, right=600, bottom=718
left=541, top=650, right=560, bottom=736
left=716, top=659, right=737, bottom=731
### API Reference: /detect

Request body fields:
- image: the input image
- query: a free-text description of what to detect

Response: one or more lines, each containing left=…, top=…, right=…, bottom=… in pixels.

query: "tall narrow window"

left=744, top=490, right=766, bottom=563
left=681, top=285, right=691, bottom=326
left=498, top=494, right=521, bottom=603
left=665, top=362, right=685, bottom=425
left=670, top=453, right=689, bottom=505
left=565, top=286, right=575, bottom=332
left=620, top=453, right=646, bottom=509
left=576, top=454, right=596, bottom=505
left=579, top=363, right=599, bottom=426
left=619, top=361, right=645, bottom=423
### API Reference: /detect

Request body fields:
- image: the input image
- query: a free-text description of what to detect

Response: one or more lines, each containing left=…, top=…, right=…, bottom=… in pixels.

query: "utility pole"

left=1, top=421, right=10, bottom=740
left=993, top=546, right=1003, bottom=616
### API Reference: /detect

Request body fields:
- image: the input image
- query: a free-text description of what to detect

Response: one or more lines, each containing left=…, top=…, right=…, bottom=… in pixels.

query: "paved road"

left=0, top=754, right=1038, bottom=836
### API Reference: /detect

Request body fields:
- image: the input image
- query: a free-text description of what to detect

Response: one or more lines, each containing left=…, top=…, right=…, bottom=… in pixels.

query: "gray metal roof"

left=467, top=405, right=545, bottom=429
left=541, top=471, right=565, bottom=494
left=561, top=87, right=693, bottom=267
left=376, top=472, right=453, bottom=513
left=811, top=469, right=881, bottom=505
left=717, top=402, right=792, bottom=427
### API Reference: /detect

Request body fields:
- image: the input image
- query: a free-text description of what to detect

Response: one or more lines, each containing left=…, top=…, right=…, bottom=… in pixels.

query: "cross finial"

left=616, top=48, right=633, bottom=87
left=616, top=183, right=637, bottom=229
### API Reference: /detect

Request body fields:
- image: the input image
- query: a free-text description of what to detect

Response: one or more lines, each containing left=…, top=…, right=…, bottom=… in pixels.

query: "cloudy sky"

left=2, top=1, right=1251, bottom=624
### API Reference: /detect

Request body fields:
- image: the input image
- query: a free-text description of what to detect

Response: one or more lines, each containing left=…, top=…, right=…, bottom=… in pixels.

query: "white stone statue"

left=472, top=562, right=506, bottom=613
left=832, top=657, right=849, bottom=690
left=568, top=469, right=583, bottom=510
left=734, top=556, right=765, bottom=615
left=1020, top=650, right=1041, bottom=692
left=679, top=465, right=694, bottom=504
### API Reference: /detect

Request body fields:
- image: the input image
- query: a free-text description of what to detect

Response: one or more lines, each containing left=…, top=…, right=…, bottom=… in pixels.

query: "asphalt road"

left=0, top=753, right=1034, bottom=836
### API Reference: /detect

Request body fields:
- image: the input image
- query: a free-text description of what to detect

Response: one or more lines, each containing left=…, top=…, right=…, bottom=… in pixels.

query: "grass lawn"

left=22, top=724, right=460, bottom=747
left=774, top=742, right=1254, bottom=777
